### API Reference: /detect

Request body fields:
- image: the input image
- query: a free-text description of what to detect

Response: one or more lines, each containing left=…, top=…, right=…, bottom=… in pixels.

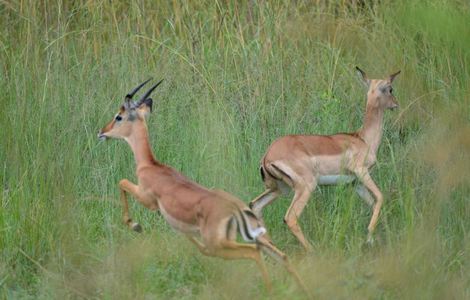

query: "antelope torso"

left=137, top=164, right=237, bottom=235
left=136, top=165, right=201, bottom=230
left=263, top=134, right=371, bottom=186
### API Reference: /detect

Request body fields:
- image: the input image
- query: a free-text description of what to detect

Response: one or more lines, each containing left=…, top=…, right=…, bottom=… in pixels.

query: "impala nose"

left=390, top=100, right=399, bottom=110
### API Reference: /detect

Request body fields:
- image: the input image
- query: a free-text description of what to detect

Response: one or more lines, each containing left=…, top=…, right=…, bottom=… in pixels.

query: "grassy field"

left=1, top=0, right=469, bottom=298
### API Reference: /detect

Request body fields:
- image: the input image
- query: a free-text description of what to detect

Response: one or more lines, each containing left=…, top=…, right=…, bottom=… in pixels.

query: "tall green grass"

left=1, top=0, right=469, bottom=298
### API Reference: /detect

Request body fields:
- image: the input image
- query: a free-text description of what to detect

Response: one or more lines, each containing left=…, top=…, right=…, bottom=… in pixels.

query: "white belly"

left=159, top=205, right=199, bottom=234
left=318, top=175, right=356, bottom=185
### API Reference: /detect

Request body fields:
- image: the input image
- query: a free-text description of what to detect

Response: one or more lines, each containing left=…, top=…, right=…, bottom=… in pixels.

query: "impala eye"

left=115, top=115, right=122, bottom=121
left=390, top=87, right=393, bottom=94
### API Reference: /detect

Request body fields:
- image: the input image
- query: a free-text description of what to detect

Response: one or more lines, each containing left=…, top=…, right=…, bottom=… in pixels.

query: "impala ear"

left=389, top=70, right=401, bottom=83
left=356, top=66, right=370, bottom=88
left=138, top=98, right=153, bottom=116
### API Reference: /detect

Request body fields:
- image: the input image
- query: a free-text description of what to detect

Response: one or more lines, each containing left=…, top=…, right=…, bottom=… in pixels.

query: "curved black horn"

left=138, top=79, right=164, bottom=103
left=125, top=78, right=152, bottom=100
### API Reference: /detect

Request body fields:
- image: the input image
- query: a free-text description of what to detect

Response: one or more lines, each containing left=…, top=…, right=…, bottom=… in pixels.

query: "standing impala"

left=97, top=79, right=308, bottom=294
left=249, top=67, right=401, bottom=250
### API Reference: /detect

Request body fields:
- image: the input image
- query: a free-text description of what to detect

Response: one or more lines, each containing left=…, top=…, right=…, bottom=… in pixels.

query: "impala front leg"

left=119, top=179, right=145, bottom=232
left=354, top=169, right=383, bottom=244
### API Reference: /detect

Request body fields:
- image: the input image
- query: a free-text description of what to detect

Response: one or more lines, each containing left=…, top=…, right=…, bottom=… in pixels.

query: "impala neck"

left=125, top=122, right=157, bottom=168
left=359, top=104, right=385, bottom=155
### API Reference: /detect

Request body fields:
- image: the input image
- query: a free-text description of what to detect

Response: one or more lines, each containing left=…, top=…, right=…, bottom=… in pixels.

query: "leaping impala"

left=97, top=79, right=308, bottom=294
left=249, top=67, right=401, bottom=250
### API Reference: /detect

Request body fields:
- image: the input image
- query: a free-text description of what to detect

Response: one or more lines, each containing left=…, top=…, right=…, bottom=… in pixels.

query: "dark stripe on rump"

left=238, top=209, right=253, bottom=241
left=243, top=209, right=258, bottom=220
left=271, top=163, right=293, bottom=183
left=260, top=166, right=266, bottom=182
left=264, top=165, right=282, bottom=181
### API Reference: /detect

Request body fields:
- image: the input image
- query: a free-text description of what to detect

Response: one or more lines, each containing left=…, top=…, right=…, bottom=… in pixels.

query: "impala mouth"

left=98, top=132, right=107, bottom=141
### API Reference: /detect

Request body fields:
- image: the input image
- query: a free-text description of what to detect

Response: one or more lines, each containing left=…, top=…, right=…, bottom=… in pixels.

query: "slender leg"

left=119, top=179, right=157, bottom=232
left=256, top=236, right=310, bottom=297
left=249, top=189, right=280, bottom=240
left=284, top=182, right=316, bottom=251
left=355, top=184, right=375, bottom=207
left=249, top=189, right=280, bottom=219
left=186, top=234, right=211, bottom=255
left=354, top=169, right=383, bottom=244
left=209, top=241, right=272, bottom=292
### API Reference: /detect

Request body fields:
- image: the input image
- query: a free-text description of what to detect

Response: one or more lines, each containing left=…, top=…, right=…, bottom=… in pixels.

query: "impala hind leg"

left=256, top=235, right=310, bottom=296
left=249, top=190, right=279, bottom=242
left=354, top=169, right=383, bottom=244
left=207, top=241, right=272, bottom=292
left=284, top=182, right=316, bottom=251
left=197, top=219, right=273, bottom=291
left=249, top=189, right=280, bottom=223
left=186, top=235, right=212, bottom=255
left=355, top=184, right=375, bottom=207
left=119, top=179, right=155, bottom=232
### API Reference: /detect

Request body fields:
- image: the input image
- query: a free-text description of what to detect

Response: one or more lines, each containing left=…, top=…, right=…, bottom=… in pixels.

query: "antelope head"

left=356, top=66, right=401, bottom=110
left=98, top=79, right=164, bottom=141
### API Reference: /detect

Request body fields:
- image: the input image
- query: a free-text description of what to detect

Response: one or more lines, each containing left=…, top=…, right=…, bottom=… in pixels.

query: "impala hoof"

left=131, top=222, right=142, bottom=233
left=304, top=244, right=314, bottom=253
left=361, top=235, right=377, bottom=251
left=366, top=235, right=375, bottom=245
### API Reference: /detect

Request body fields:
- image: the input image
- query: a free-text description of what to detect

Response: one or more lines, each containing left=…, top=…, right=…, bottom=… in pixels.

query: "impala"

left=97, top=79, right=308, bottom=294
left=249, top=67, right=401, bottom=250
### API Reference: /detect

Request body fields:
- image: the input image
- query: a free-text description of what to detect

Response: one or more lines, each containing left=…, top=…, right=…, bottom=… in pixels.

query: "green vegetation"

left=1, top=0, right=469, bottom=298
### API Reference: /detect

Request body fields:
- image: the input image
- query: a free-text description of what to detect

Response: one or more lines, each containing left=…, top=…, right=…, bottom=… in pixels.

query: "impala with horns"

left=249, top=67, right=401, bottom=250
left=97, top=79, right=309, bottom=294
